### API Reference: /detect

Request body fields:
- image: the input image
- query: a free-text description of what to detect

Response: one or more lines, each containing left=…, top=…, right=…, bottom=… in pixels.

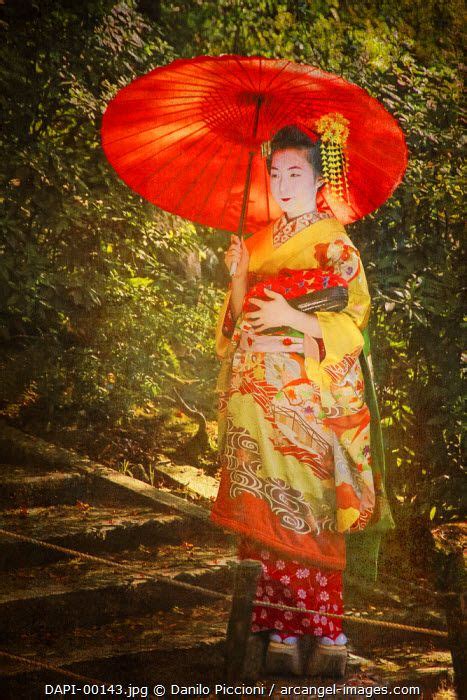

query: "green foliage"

left=0, top=1, right=464, bottom=525
left=0, top=1, right=221, bottom=421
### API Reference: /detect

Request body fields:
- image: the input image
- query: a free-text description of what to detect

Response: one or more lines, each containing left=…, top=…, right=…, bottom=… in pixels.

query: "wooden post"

left=440, top=552, right=465, bottom=696
left=432, top=526, right=466, bottom=696
left=224, top=559, right=264, bottom=682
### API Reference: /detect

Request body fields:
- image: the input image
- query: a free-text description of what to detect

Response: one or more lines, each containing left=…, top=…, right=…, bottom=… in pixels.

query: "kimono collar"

left=273, top=210, right=332, bottom=248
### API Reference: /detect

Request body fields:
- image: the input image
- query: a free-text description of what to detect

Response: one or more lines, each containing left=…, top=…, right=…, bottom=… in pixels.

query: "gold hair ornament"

left=261, top=140, right=272, bottom=158
left=315, top=112, right=350, bottom=203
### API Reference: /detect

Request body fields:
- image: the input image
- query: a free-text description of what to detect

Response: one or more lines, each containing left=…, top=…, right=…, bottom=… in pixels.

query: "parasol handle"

left=229, top=95, right=263, bottom=277
left=229, top=146, right=255, bottom=277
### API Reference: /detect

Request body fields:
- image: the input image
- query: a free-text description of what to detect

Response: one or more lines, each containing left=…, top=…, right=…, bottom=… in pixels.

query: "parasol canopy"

left=101, top=55, right=407, bottom=233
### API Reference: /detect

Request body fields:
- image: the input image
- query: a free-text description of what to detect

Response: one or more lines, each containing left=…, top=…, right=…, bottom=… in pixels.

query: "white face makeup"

left=270, top=148, right=321, bottom=218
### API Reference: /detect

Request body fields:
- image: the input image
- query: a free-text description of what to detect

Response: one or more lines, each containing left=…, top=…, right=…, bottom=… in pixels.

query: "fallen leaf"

left=75, top=500, right=91, bottom=511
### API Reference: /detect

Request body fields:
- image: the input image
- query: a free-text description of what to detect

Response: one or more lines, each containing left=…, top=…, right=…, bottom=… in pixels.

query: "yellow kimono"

left=210, top=216, right=377, bottom=571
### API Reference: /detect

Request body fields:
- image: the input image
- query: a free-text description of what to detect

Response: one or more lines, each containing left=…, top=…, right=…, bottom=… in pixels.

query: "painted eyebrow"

left=270, top=165, right=303, bottom=171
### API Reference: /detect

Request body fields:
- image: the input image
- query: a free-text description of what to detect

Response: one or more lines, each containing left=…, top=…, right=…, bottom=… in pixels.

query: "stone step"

left=1, top=606, right=452, bottom=699
left=0, top=543, right=236, bottom=639
left=0, top=504, right=215, bottom=570
left=0, top=464, right=89, bottom=508
left=0, top=420, right=221, bottom=526
left=156, top=462, right=219, bottom=503
left=0, top=603, right=229, bottom=698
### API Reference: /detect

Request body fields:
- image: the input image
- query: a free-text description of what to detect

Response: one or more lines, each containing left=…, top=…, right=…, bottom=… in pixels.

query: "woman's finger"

left=225, top=249, right=240, bottom=262
left=262, top=287, right=281, bottom=298
left=227, top=244, right=241, bottom=257
left=248, top=297, right=264, bottom=308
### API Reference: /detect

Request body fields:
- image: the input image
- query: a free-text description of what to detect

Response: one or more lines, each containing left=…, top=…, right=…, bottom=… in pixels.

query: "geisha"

left=210, top=124, right=392, bottom=677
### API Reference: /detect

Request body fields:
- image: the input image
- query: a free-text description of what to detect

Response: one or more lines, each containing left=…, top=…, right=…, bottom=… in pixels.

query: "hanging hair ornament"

left=315, top=112, right=350, bottom=203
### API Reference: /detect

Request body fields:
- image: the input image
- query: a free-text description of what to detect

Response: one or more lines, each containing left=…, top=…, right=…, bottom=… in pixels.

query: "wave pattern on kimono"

left=211, top=217, right=376, bottom=571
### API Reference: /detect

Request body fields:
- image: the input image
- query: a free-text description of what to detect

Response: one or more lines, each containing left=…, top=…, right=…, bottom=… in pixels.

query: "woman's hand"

left=245, top=288, right=324, bottom=337
left=224, top=235, right=249, bottom=279
left=245, top=288, right=296, bottom=331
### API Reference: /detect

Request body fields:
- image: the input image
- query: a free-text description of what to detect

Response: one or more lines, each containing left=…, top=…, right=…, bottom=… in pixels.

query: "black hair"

left=266, top=125, right=323, bottom=180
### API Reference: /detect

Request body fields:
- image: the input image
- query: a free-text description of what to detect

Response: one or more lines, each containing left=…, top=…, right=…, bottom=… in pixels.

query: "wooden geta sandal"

left=305, top=641, right=347, bottom=678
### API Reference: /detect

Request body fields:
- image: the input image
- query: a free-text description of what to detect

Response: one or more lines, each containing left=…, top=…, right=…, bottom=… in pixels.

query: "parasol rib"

left=238, top=93, right=262, bottom=236
left=191, top=136, right=238, bottom=222
left=217, top=140, right=248, bottom=231
left=230, top=94, right=263, bottom=275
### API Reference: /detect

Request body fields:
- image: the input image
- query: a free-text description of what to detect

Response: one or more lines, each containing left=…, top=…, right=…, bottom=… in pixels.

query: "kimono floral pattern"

left=239, top=537, right=344, bottom=640
left=211, top=217, right=376, bottom=570
left=314, top=238, right=361, bottom=283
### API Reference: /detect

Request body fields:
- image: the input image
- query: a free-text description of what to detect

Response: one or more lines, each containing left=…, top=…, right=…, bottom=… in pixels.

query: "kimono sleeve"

left=304, top=233, right=371, bottom=402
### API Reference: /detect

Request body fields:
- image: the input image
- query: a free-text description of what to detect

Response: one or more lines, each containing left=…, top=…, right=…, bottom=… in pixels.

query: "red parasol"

left=101, top=55, right=407, bottom=233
